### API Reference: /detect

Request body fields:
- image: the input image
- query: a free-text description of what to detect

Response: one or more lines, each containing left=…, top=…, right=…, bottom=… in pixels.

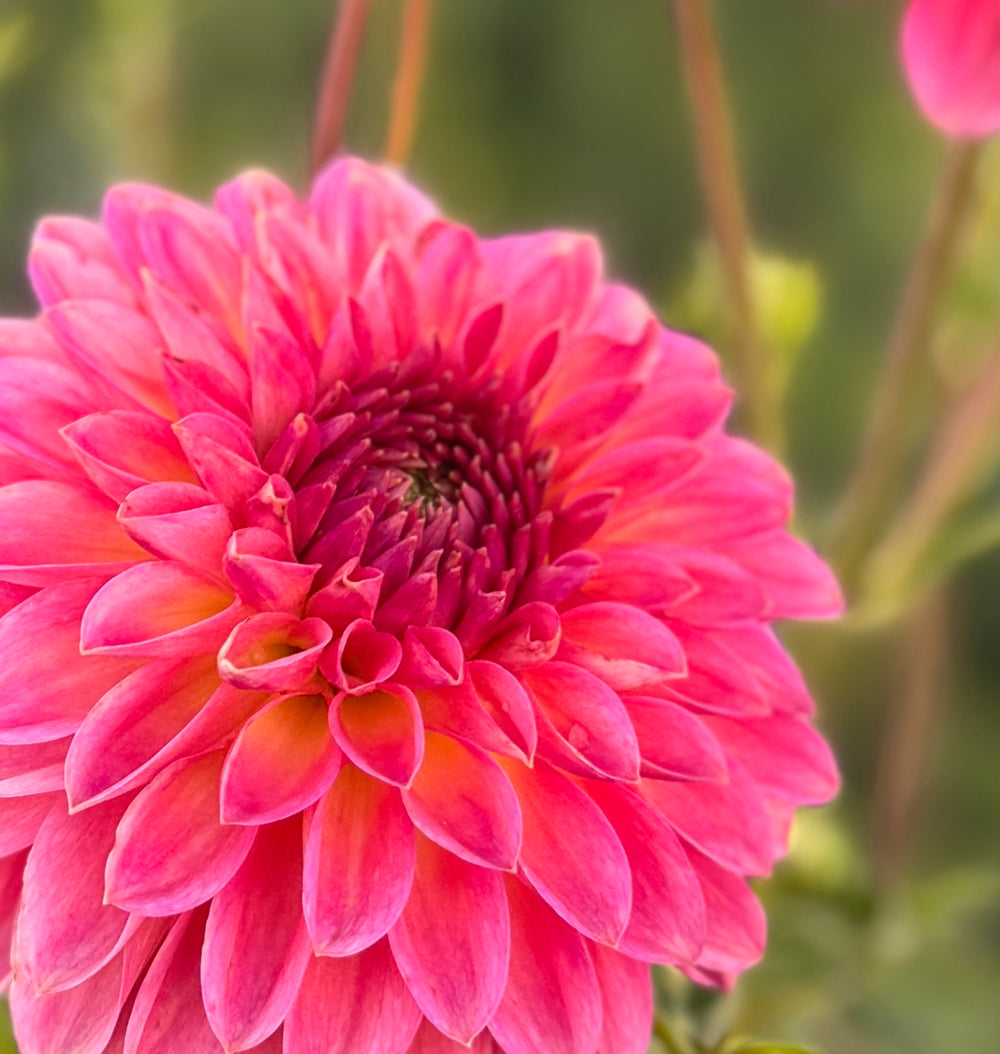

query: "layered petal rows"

left=0, top=158, right=841, bottom=1054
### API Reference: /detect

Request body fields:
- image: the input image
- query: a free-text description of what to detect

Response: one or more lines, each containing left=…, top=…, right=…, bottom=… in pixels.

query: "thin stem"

left=383, top=0, right=434, bottom=166
left=670, top=0, right=770, bottom=446
left=831, top=140, right=981, bottom=594
left=311, top=0, right=374, bottom=177
left=869, top=586, right=949, bottom=894
left=865, top=337, right=1000, bottom=602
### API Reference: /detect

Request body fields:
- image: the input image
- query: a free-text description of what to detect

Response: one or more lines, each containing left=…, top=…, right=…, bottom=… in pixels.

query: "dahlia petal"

left=65, top=656, right=225, bottom=810
left=500, top=759, right=631, bottom=945
left=310, top=158, right=437, bottom=292
left=319, top=617, right=403, bottom=694
left=0, top=580, right=139, bottom=744
left=705, top=714, right=840, bottom=805
left=586, top=782, right=705, bottom=964
left=0, top=849, right=28, bottom=987
left=202, top=819, right=312, bottom=1051
left=522, top=661, right=640, bottom=781
left=62, top=413, right=196, bottom=503
left=217, top=613, right=331, bottom=692
left=726, top=531, right=844, bottom=619
left=402, top=732, right=522, bottom=870
left=624, top=697, right=727, bottom=782
left=0, top=357, right=98, bottom=472
left=902, top=0, right=1000, bottom=138
left=715, top=623, right=815, bottom=716
left=29, top=218, right=135, bottom=308
left=0, top=795, right=59, bottom=856
left=80, top=561, right=240, bottom=659
left=564, top=436, right=703, bottom=505
left=284, top=940, right=421, bottom=1054
left=416, top=223, right=481, bottom=347
left=305, top=557, right=382, bottom=631
left=581, top=545, right=694, bottom=609
left=488, top=875, right=602, bottom=1054
left=0, top=740, right=68, bottom=796
left=105, top=751, right=255, bottom=915
left=657, top=621, right=768, bottom=717
left=161, top=355, right=251, bottom=427
left=590, top=944, right=654, bottom=1054
left=396, top=626, right=464, bottom=688
left=15, top=797, right=134, bottom=994
left=0, top=480, right=149, bottom=586
left=330, top=684, right=424, bottom=787
left=220, top=693, right=342, bottom=824
left=407, top=1018, right=499, bottom=1053
left=249, top=324, right=316, bottom=453
left=557, top=602, right=685, bottom=690
left=123, top=910, right=220, bottom=1054
left=480, top=601, right=561, bottom=670
left=10, top=917, right=166, bottom=1054
left=534, top=380, right=643, bottom=473
left=224, top=530, right=319, bottom=614
left=303, top=764, right=415, bottom=955
left=172, top=416, right=268, bottom=515
left=117, top=483, right=232, bottom=581
left=389, top=835, right=509, bottom=1044
left=685, top=846, right=766, bottom=974
left=0, top=318, right=65, bottom=364
left=641, top=761, right=774, bottom=877
left=655, top=546, right=766, bottom=625
left=44, top=301, right=171, bottom=416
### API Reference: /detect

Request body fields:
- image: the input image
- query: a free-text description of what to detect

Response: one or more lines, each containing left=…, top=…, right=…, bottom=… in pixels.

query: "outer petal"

left=303, top=764, right=415, bottom=956
left=15, top=797, right=133, bottom=994
left=330, top=684, right=424, bottom=787
left=105, top=751, right=256, bottom=915
left=591, top=944, right=653, bottom=1054
left=499, top=759, right=631, bottom=946
left=488, top=875, right=602, bottom=1054
left=283, top=940, right=421, bottom=1054
left=0, top=580, right=139, bottom=744
left=389, top=836, right=509, bottom=1045
left=202, top=819, right=312, bottom=1052
left=221, top=693, right=342, bottom=825
left=402, top=732, right=522, bottom=871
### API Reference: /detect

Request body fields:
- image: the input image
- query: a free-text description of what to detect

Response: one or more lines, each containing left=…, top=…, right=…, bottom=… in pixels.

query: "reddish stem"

left=384, top=0, right=434, bottom=166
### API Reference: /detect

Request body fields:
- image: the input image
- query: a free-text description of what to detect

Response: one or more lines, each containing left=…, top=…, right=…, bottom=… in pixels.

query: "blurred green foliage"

left=1, top=1, right=999, bottom=1053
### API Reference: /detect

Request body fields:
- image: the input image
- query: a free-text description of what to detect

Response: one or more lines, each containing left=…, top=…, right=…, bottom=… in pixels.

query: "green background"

left=1, top=1, right=999, bottom=1051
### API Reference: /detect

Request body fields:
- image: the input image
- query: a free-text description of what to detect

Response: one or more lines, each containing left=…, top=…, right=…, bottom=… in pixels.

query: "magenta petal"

left=522, top=661, right=640, bottom=781
left=641, top=762, right=774, bottom=877
left=303, top=764, right=415, bottom=955
left=501, top=759, right=631, bottom=945
left=685, top=846, right=766, bottom=974
left=62, top=412, right=196, bottom=503
left=330, top=684, right=424, bottom=787
left=117, top=483, right=233, bottom=581
left=557, top=602, right=686, bottom=690
left=591, top=945, right=653, bottom=1054
left=80, top=561, right=240, bottom=659
left=0, top=480, right=149, bottom=586
left=0, top=794, right=60, bottom=856
left=220, top=693, right=342, bottom=824
left=124, top=910, right=220, bottom=1054
left=389, top=835, right=509, bottom=1044
left=488, top=875, right=602, bottom=1054
left=223, top=530, right=319, bottom=613
left=105, top=751, right=256, bottom=915
left=0, top=740, right=68, bottom=796
left=284, top=940, right=421, bottom=1054
left=625, top=696, right=727, bottom=782
left=64, top=657, right=241, bottom=810
left=202, top=819, right=312, bottom=1051
left=15, top=798, right=133, bottom=994
left=396, top=626, right=464, bottom=688
left=319, top=617, right=403, bottom=694
left=402, top=732, right=522, bottom=871
left=0, top=580, right=139, bottom=744
left=586, top=782, right=705, bottom=964
left=217, top=613, right=331, bottom=692
left=407, top=1018, right=500, bottom=1053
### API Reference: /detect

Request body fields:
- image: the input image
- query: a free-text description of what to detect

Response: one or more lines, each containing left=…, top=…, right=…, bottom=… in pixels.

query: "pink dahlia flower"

left=902, top=0, right=1000, bottom=138
left=0, top=157, right=840, bottom=1054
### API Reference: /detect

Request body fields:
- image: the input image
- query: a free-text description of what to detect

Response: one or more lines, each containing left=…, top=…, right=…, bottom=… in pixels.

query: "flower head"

left=0, top=158, right=840, bottom=1054
left=902, top=0, right=1000, bottom=138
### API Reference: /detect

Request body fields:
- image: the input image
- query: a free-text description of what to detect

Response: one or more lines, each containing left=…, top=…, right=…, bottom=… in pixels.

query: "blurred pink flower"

left=902, top=0, right=1000, bottom=137
left=0, top=158, right=840, bottom=1053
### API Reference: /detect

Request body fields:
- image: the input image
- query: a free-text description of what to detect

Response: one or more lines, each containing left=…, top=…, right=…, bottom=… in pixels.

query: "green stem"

left=830, top=140, right=981, bottom=596
left=671, top=0, right=771, bottom=447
